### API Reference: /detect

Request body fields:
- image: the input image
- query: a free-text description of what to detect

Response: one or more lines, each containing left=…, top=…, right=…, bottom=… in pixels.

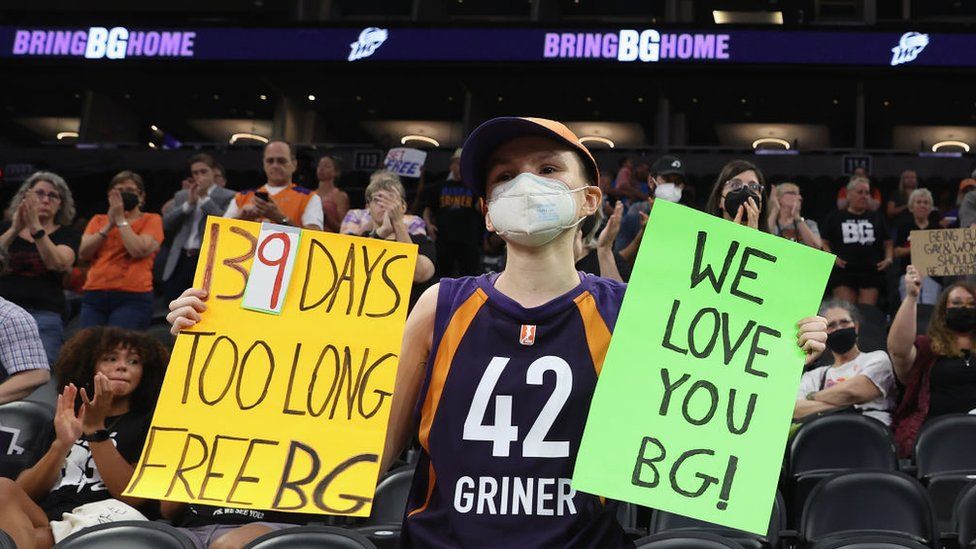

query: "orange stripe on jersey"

left=573, top=291, right=613, bottom=376
left=407, top=461, right=438, bottom=517
left=410, top=288, right=487, bottom=519
left=418, top=288, right=487, bottom=452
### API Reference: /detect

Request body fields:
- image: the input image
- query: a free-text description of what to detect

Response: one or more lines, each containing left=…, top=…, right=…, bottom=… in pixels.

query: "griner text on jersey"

left=453, top=476, right=578, bottom=516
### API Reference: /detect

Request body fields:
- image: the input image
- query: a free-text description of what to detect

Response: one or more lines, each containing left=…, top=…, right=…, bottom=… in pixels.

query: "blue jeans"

left=28, top=309, right=64, bottom=364
left=80, top=291, right=153, bottom=331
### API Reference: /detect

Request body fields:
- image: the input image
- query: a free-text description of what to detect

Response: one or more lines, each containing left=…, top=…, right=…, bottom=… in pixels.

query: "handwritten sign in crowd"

left=910, top=227, right=976, bottom=277
left=125, top=218, right=418, bottom=516
left=384, top=147, right=427, bottom=178
left=573, top=201, right=833, bottom=534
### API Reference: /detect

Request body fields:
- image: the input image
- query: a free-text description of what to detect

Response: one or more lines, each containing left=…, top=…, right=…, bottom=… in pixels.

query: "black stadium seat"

left=53, top=521, right=196, bottom=548
left=914, top=414, right=976, bottom=532
left=617, top=501, right=648, bottom=539
left=355, top=525, right=401, bottom=549
left=634, top=531, right=746, bottom=548
left=243, top=526, right=377, bottom=549
left=649, top=491, right=785, bottom=549
left=0, top=400, right=54, bottom=479
left=0, top=529, right=15, bottom=549
left=788, top=415, right=898, bottom=525
left=808, top=533, right=932, bottom=548
left=366, top=465, right=414, bottom=526
left=854, top=304, right=887, bottom=352
left=953, top=481, right=976, bottom=548
left=800, top=471, right=937, bottom=549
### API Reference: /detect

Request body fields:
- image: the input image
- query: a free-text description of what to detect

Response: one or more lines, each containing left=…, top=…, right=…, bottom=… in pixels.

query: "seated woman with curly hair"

left=0, top=327, right=167, bottom=548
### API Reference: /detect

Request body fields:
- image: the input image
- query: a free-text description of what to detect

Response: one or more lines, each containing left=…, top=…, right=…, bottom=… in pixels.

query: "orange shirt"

left=234, top=184, right=314, bottom=226
left=83, top=214, right=164, bottom=293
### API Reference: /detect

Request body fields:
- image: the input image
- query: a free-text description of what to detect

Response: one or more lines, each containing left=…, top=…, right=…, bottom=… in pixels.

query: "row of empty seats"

left=2, top=474, right=972, bottom=548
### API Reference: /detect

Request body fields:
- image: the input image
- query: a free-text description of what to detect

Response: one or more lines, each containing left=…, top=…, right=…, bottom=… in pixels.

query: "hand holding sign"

left=910, top=227, right=976, bottom=277
left=383, top=148, right=427, bottom=178
left=573, top=201, right=833, bottom=534
left=129, top=217, right=418, bottom=517
left=905, top=264, right=922, bottom=298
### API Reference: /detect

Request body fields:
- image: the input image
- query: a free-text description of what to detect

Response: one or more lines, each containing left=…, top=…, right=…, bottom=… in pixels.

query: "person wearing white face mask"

left=165, top=116, right=831, bottom=549
left=614, top=155, right=686, bottom=264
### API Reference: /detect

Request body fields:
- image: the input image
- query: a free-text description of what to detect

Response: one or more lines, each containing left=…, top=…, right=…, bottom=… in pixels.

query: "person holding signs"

left=0, top=327, right=167, bottom=549
left=793, top=299, right=895, bottom=424
left=223, top=140, right=323, bottom=230
left=889, top=267, right=976, bottom=456
left=168, top=116, right=829, bottom=548
left=821, top=177, right=894, bottom=306
left=893, top=188, right=942, bottom=305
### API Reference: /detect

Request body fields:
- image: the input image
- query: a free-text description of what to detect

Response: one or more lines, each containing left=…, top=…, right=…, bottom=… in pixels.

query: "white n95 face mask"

left=654, top=182, right=682, bottom=203
left=487, top=172, right=586, bottom=247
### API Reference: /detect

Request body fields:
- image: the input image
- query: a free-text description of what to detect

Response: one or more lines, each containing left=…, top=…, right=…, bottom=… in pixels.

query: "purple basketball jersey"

left=400, top=273, right=631, bottom=548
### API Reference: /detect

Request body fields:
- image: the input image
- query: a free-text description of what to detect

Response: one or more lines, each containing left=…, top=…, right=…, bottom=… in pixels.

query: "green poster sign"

left=573, top=200, right=834, bottom=534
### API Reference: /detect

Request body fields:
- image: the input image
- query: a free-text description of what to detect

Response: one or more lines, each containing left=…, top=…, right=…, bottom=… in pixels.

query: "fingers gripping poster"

left=124, top=218, right=418, bottom=517
left=573, top=201, right=834, bottom=534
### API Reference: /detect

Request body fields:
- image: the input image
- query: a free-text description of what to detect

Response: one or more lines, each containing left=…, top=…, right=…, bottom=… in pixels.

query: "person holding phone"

left=223, top=140, right=323, bottom=230
left=78, top=171, right=163, bottom=330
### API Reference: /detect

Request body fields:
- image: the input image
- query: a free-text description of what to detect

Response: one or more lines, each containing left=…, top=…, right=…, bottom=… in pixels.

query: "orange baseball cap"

left=460, top=117, right=600, bottom=197
left=961, top=178, right=976, bottom=192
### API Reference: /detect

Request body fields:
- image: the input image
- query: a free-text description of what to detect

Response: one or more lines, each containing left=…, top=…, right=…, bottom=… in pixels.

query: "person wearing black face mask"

left=78, top=171, right=163, bottom=330
left=794, top=299, right=896, bottom=424
left=704, top=160, right=770, bottom=233
left=889, top=266, right=976, bottom=457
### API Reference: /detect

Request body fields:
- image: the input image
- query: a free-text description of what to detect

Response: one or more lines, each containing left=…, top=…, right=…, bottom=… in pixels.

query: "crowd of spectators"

left=1, top=134, right=976, bottom=547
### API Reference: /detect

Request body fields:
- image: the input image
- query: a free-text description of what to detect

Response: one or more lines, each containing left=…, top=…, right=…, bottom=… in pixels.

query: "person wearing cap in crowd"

left=167, top=116, right=829, bottom=548
left=955, top=178, right=976, bottom=229
left=613, top=155, right=686, bottom=264
left=422, top=148, right=483, bottom=277
left=939, top=178, right=976, bottom=229
left=223, top=140, right=323, bottom=230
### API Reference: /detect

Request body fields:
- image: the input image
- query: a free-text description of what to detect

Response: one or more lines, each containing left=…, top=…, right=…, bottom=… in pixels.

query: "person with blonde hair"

left=0, top=171, right=80, bottom=361
left=894, top=188, right=942, bottom=304
left=768, top=182, right=821, bottom=249
left=339, top=170, right=428, bottom=237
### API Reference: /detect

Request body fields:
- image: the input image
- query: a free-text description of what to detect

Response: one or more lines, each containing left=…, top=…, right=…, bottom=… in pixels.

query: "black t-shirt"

left=928, top=353, right=976, bottom=418
left=0, top=221, right=81, bottom=314
left=575, top=250, right=632, bottom=282
left=409, top=234, right=436, bottom=310
left=39, top=411, right=151, bottom=520
left=822, top=209, right=890, bottom=271
left=894, top=217, right=934, bottom=276
left=423, top=179, right=482, bottom=244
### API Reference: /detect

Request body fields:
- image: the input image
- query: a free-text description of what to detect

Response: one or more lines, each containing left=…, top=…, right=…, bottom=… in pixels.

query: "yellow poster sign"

left=124, top=217, right=418, bottom=517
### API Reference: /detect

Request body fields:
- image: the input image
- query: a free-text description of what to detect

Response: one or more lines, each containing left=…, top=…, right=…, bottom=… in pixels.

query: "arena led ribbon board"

left=0, top=26, right=970, bottom=67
